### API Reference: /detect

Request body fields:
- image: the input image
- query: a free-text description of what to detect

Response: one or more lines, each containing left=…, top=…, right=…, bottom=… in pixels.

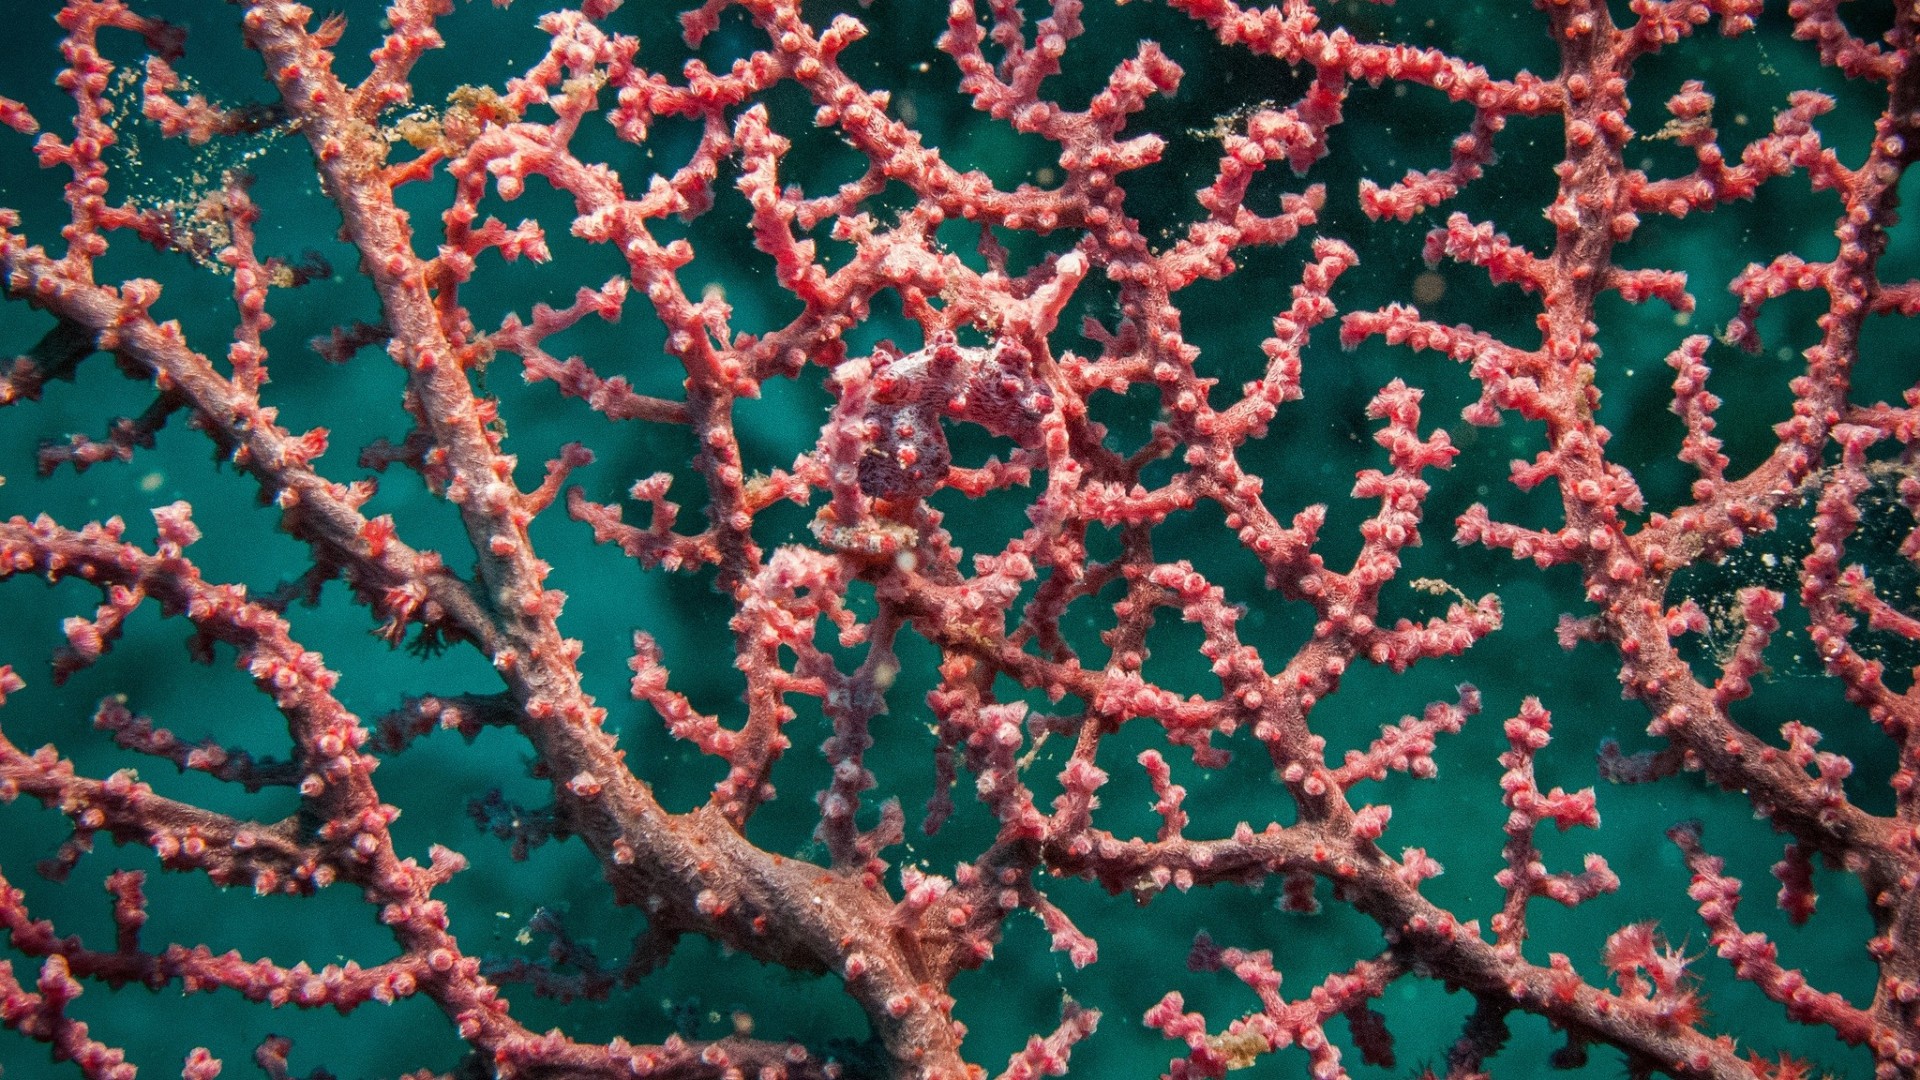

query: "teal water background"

left=0, top=0, right=1911, bottom=1076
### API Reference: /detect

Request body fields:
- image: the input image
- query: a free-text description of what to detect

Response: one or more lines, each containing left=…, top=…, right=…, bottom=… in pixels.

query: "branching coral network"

left=0, top=0, right=1915, bottom=1078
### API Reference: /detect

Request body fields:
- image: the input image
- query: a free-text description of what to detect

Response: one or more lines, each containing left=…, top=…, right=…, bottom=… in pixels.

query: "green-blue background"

left=0, top=0, right=1910, bottom=1076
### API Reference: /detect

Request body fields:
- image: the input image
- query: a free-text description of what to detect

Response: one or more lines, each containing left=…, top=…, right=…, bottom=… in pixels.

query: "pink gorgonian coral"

left=0, top=0, right=1915, bottom=1078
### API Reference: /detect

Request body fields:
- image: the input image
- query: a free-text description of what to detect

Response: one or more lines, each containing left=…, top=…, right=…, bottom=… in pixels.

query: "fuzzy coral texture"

left=0, top=1, right=1915, bottom=1078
